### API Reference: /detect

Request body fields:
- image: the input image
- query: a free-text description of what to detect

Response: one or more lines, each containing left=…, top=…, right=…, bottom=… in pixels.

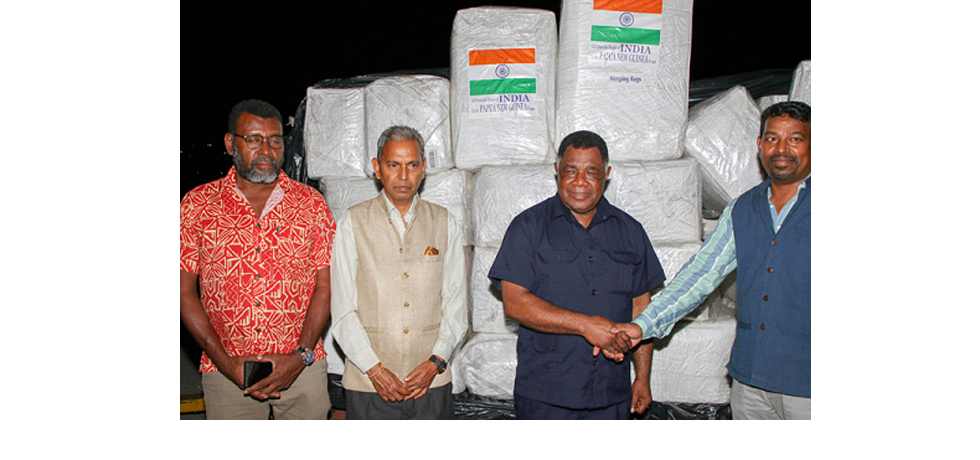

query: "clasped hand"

left=585, top=316, right=644, bottom=362
left=368, top=360, right=439, bottom=402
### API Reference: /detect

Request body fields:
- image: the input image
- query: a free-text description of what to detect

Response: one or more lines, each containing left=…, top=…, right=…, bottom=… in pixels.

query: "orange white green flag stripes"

left=466, top=48, right=538, bottom=117
left=467, top=48, right=537, bottom=96
left=589, top=0, right=663, bottom=65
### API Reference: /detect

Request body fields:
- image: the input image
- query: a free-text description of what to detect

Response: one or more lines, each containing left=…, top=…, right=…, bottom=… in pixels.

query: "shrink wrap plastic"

left=364, top=75, right=453, bottom=176
left=789, top=60, right=811, bottom=105
left=471, top=165, right=557, bottom=248
left=318, top=176, right=380, bottom=221
left=455, top=333, right=518, bottom=400
left=684, top=85, right=765, bottom=218
left=469, top=246, right=518, bottom=334
left=555, top=0, right=693, bottom=161
left=320, top=169, right=474, bottom=246
left=632, top=317, right=737, bottom=404
left=605, top=158, right=701, bottom=245
left=304, top=86, right=367, bottom=179
left=451, top=7, right=558, bottom=170
left=419, top=169, right=475, bottom=247
left=756, top=94, right=788, bottom=112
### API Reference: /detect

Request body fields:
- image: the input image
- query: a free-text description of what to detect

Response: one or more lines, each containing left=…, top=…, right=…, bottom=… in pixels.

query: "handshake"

left=587, top=316, right=644, bottom=362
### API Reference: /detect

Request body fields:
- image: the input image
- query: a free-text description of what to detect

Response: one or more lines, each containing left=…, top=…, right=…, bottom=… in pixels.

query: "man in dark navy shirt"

left=488, top=130, right=666, bottom=420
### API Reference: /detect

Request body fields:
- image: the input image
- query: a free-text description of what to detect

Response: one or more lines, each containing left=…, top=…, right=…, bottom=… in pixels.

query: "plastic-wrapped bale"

left=419, top=168, right=475, bottom=247
left=604, top=158, right=701, bottom=245
left=304, top=86, right=368, bottom=179
left=684, top=85, right=765, bottom=218
left=451, top=7, right=558, bottom=170
left=555, top=0, right=693, bottom=161
left=789, top=60, right=811, bottom=105
left=756, top=94, right=788, bottom=112
left=469, top=246, right=519, bottom=335
left=456, top=333, right=518, bottom=400
left=363, top=75, right=453, bottom=176
left=318, top=176, right=380, bottom=221
left=471, top=164, right=557, bottom=248
left=637, top=316, right=737, bottom=404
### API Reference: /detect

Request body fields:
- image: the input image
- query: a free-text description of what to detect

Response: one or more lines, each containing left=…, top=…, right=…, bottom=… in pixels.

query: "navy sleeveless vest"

left=728, top=178, right=810, bottom=398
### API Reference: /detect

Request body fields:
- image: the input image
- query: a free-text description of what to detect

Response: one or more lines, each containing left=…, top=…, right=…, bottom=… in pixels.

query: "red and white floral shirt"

left=180, top=168, right=335, bottom=372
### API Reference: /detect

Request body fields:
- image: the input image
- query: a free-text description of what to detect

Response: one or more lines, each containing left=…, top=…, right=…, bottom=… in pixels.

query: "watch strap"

left=428, top=355, right=447, bottom=374
left=296, top=346, right=315, bottom=366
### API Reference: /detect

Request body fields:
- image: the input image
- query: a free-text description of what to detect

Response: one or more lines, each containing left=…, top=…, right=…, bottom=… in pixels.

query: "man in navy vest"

left=616, top=101, right=811, bottom=419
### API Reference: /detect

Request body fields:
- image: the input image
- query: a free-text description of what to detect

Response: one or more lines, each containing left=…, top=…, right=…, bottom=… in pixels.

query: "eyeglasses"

left=233, top=133, right=285, bottom=149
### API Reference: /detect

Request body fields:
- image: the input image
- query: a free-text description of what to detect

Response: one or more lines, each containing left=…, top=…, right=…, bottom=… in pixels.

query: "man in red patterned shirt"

left=180, top=99, right=336, bottom=419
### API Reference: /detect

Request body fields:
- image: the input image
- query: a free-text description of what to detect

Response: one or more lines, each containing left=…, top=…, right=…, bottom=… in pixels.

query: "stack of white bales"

left=555, top=0, right=694, bottom=161
left=448, top=6, right=561, bottom=397
left=305, top=74, right=453, bottom=180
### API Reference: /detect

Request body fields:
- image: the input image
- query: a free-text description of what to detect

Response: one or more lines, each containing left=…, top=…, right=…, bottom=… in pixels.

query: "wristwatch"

left=428, top=355, right=447, bottom=374
left=296, top=346, right=315, bottom=366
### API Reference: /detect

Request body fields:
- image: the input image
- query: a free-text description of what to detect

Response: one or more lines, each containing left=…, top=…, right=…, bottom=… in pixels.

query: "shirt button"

left=404, top=302, right=410, bottom=308
left=255, top=248, right=260, bottom=254
left=588, top=256, right=593, bottom=262
left=550, top=345, right=556, bottom=351
left=592, top=361, right=597, bottom=367
left=760, top=324, right=766, bottom=330
left=256, top=223, right=261, bottom=229
left=763, top=295, right=769, bottom=301
left=767, top=267, right=773, bottom=273
left=255, top=327, right=262, bottom=332
left=254, top=301, right=261, bottom=306
left=591, top=289, right=596, bottom=296
left=403, top=329, right=409, bottom=334
left=254, top=274, right=261, bottom=279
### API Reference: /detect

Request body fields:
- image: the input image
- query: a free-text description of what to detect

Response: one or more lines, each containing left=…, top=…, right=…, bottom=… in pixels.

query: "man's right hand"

left=367, top=364, right=412, bottom=402
left=583, top=315, right=632, bottom=360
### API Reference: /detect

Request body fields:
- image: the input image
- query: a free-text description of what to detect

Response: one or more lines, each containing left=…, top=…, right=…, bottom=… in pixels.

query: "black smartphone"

left=243, top=361, right=273, bottom=387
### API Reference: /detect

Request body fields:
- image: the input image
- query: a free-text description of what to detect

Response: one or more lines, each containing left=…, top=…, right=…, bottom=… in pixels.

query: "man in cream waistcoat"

left=331, top=125, right=468, bottom=419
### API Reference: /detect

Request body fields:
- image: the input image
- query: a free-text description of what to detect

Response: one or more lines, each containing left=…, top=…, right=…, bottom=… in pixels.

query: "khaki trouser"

left=201, top=359, right=331, bottom=420
left=730, top=379, right=811, bottom=420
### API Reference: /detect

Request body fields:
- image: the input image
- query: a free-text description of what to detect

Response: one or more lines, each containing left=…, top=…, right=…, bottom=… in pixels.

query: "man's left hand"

left=631, top=377, right=652, bottom=415
left=243, top=352, right=305, bottom=400
left=403, top=360, right=440, bottom=399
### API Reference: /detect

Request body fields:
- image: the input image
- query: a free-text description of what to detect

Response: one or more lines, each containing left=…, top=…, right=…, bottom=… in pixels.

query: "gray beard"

left=232, top=145, right=282, bottom=184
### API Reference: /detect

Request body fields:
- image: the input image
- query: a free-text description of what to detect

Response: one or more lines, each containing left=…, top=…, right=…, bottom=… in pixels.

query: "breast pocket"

left=535, top=249, right=579, bottom=295
left=603, top=251, right=640, bottom=295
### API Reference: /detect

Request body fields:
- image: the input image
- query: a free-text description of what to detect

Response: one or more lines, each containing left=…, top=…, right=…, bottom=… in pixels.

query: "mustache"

left=767, top=153, right=798, bottom=164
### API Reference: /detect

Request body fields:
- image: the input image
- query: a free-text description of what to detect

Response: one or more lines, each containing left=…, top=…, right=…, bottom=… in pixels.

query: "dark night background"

left=181, top=1, right=810, bottom=197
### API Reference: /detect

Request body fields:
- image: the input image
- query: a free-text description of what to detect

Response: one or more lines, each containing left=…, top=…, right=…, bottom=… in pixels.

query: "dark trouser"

left=514, top=394, right=630, bottom=420
left=345, top=384, right=454, bottom=420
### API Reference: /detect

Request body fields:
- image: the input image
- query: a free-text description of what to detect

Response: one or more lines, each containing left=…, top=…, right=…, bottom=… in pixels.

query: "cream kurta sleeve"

left=431, top=213, right=468, bottom=362
left=329, top=212, right=380, bottom=373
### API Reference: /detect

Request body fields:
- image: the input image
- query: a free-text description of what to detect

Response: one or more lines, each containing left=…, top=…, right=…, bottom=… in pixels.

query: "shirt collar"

left=380, top=191, right=418, bottom=222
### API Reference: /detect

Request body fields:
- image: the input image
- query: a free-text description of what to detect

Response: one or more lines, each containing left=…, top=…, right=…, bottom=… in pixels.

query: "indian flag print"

left=590, top=0, right=663, bottom=65
left=467, top=48, right=537, bottom=116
